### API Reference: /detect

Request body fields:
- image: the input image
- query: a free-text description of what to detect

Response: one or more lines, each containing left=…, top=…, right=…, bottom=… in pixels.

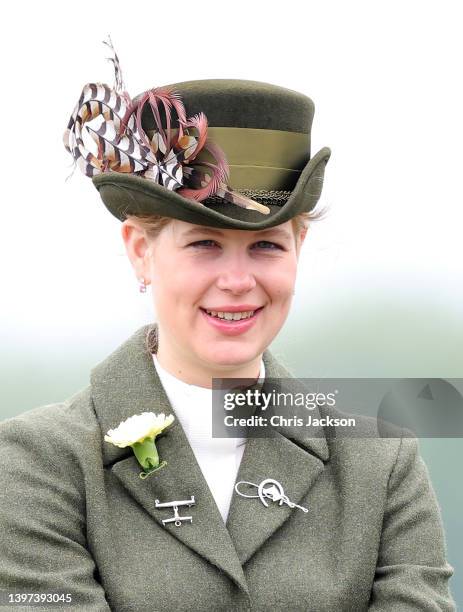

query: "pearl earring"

left=139, top=277, right=147, bottom=293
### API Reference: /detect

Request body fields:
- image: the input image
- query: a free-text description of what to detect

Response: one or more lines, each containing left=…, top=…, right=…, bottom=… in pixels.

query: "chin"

left=199, top=344, right=261, bottom=369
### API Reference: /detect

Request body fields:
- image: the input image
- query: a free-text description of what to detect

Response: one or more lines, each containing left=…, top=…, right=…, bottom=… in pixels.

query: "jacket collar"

left=91, top=324, right=329, bottom=597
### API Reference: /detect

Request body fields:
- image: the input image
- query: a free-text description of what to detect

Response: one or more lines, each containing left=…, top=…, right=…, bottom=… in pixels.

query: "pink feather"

left=179, top=112, right=208, bottom=161
left=178, top=139, right=230, bottom=201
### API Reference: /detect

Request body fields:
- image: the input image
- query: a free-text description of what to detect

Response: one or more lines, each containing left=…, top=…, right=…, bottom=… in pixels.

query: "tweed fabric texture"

left=0, top=325, right=456, bottom=611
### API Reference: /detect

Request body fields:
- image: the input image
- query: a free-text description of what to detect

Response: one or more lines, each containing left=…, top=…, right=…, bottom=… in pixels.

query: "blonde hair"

left=129, top=204, right=329, bottom=354
left=127, top=204, right=328, bottom=243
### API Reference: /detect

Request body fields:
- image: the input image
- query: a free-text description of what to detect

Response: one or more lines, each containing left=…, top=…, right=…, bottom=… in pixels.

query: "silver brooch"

left=154, top=496, right=196, bottom=527
left=235, top=478, right=309, bottom=513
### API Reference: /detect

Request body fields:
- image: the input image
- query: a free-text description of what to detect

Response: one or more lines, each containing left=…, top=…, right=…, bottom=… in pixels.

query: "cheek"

left=266, top=261, right=298, bottom=299
left=151, top=260, right=211, bottom=310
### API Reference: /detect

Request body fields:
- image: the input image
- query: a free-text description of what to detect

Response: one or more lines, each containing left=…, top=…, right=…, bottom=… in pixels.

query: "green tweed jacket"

left=0, top=325, right=455, bottom=611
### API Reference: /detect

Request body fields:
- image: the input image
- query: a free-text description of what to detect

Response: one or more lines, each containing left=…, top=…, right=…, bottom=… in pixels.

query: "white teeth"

left=204, top=309, right=256, bottom=321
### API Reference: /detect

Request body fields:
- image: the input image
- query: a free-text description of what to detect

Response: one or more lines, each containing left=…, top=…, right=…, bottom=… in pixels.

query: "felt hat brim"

left=92, top=146, right=331, bottom=230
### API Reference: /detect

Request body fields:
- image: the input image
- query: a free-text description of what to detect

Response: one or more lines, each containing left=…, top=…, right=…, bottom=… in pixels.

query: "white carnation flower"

left=104, top=412, right=175, bottom=448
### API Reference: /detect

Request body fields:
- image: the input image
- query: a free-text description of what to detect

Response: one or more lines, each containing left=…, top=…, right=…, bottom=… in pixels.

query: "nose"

left=216, top=258, right=257, bottom=295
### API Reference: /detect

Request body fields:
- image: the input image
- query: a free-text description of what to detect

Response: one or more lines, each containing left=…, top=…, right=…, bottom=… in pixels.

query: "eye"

left=188, top=239, right=218, bottom=248
left=253, top=241, right=283, bottom=250
left=187, top=239, right=284, bottom=250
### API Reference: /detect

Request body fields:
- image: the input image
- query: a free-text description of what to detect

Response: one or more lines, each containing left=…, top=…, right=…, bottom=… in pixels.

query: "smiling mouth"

left=200, top=307, right=264, bottom=322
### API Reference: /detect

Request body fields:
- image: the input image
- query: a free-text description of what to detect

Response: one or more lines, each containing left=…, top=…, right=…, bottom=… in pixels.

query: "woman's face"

left=142, top=219, right=305, bottom=369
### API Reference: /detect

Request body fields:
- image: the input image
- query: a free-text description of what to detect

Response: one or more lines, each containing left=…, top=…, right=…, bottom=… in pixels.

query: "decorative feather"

left=177, top=138, right=229, bottom=201
left=179, top=112, right=208, bottom=161
left=85, top=115, right=151, bottom=173
left=102, top=35, right=126, bottom=93
left=125, top=87, right=187, bottom=152
left=160, top=149, right=184, bottom=190
left=63, top=38, right=269, bottom=214
left=214, top=184, right=271, bottom=215
left=63, top=83, right=146, bottom=177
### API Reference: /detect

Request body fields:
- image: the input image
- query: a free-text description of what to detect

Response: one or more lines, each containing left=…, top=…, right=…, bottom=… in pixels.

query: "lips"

left=200, top=306, right=264, bottom=322
left=201, top=304, right=264, bottom=313
left=199, top=306, right=264, bottom=336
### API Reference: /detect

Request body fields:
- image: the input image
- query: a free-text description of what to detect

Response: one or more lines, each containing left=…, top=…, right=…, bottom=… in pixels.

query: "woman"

left=0, top=43, right=455, bottom=611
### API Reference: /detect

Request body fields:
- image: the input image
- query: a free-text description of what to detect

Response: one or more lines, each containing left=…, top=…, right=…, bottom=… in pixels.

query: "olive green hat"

left=64, top=41, right=331, bottom=230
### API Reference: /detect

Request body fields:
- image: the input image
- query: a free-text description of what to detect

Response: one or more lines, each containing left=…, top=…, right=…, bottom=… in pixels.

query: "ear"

left=121, top=219, right=151, bottom=282
left=296, top=226, right=308, bottom=257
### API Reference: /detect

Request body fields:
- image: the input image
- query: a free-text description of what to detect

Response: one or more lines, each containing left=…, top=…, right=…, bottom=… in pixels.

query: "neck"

left=153, top=326, right=263, bottom=389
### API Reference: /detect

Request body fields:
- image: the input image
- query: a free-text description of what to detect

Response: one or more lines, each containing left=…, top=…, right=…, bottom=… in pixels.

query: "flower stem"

left=131, top=438, right=159, bottom=470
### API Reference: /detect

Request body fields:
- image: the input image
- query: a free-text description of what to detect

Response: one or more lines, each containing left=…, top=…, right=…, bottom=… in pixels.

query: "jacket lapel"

left=225, top=353, right=329, bottom=565
left=91, top=324, right=329, bottom=591
left=91, top=324, right=249, bottom=595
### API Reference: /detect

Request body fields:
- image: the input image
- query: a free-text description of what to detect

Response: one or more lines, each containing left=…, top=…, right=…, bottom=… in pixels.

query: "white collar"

left=151, top=353, right=265, bottom=450
left=152, top=353, right=265, bottom=397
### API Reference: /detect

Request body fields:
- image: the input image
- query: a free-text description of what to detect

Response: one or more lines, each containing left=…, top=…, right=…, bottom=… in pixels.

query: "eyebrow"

left=181, top=226, right=293, bottom=241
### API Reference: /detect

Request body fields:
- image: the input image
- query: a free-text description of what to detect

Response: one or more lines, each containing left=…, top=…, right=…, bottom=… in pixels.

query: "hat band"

left=146, top=126, right=310, bottom=190
left=209, top=127, right=310, bottom=190
left=226, top=165, right=301, bottom=190
left=206, top=127, right=310, bottom=167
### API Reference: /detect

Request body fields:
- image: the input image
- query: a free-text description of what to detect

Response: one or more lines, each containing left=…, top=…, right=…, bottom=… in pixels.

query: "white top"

left=152, top=353, right=265, bottom=524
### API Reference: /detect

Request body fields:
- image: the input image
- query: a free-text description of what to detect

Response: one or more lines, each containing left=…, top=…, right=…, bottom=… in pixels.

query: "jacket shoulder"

left=318, top=401, right=419, bottom=478
left=0, top=386, right=102, bottom=474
